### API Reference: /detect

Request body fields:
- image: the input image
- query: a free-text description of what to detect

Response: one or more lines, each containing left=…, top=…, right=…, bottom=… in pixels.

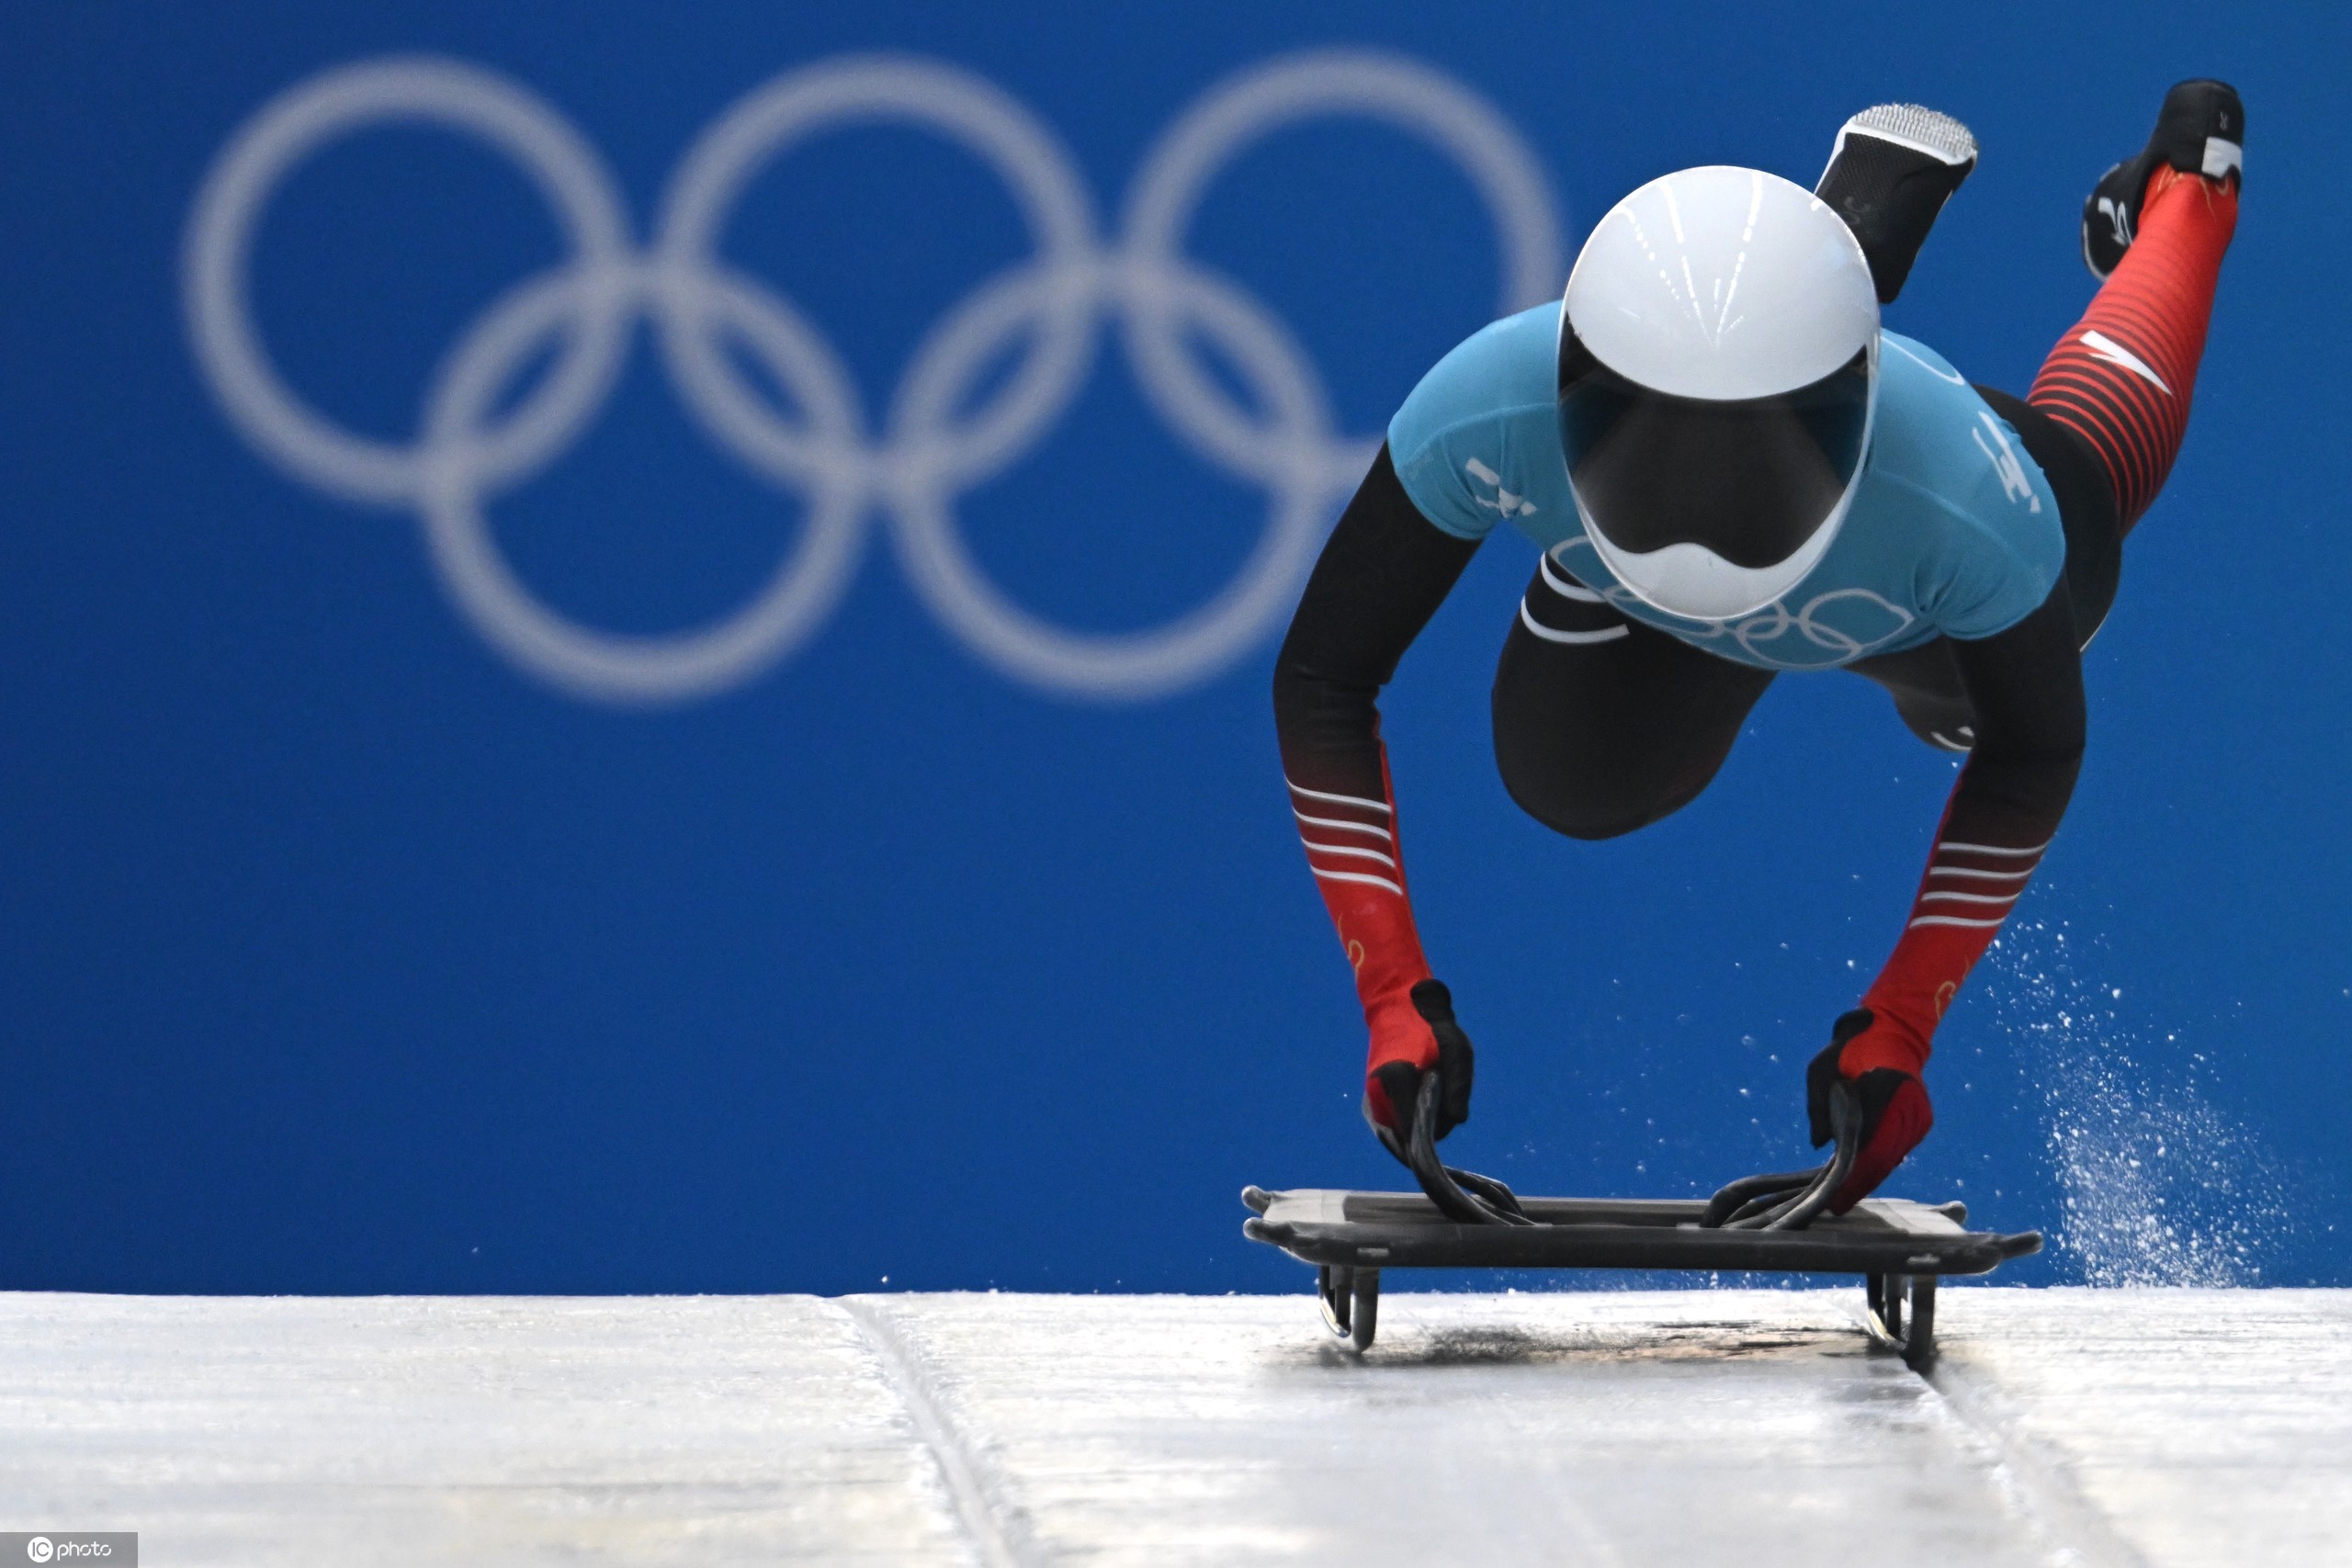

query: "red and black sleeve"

left=1272, top=445, right=1480, bottom=1122
left=1847, top=581, right=2087, bottom=1079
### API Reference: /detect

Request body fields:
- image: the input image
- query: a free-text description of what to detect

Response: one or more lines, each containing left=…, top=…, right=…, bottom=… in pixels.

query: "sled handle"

left=1700, top=1080, right=1862, bottom=1232
left=1401, top=1073, right=1534, bottom=1226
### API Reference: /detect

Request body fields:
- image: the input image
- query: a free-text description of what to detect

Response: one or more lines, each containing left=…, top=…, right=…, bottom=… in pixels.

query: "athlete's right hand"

left=1807, top=1007, right=1935, bottom=1213
left=1362, top=978, right=1476, bottom=1156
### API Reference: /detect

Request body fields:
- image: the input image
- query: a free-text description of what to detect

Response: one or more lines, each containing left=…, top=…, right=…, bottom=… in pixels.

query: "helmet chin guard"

left=1559, top=165, right=1880, bottom=622
left=1581, top=503, right=1844, bottom=623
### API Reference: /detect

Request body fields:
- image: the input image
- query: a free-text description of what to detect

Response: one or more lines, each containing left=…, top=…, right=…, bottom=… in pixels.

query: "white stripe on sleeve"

left=1285, top=778, right=1392, bottom=815
left=1519, top=601, right=1630, bottom=646
left=1926, top=865, right=2034, bottom=883
left=1302, top=840, right=1398, bottom=869
left=1292, top=809, right=1392, bottom=841
left=1934, top=839, right=2050, bottom=858
left=1311, top=865, right=1405, bottom=897
left=1538, top=554, right=1606, bottom=602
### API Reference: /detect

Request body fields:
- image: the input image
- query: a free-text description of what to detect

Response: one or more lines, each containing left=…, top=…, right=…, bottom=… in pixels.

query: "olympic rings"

left=184, top=51, right=1564, bottom=703
left=1548, top=538, right=1919, bottom=670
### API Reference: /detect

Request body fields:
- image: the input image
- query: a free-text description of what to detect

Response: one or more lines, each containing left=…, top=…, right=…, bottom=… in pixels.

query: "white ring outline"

left=653, top=54, right=1102, bottom=498
left=420, top=262, right=870, bottom=700
left=887, top=260, right=1333, bottom=696
left=1121, top=51, right=1563, bottom=486
left=184, top=56, right=634, bottom=506
left=184, top=51, right=1565, bottom=703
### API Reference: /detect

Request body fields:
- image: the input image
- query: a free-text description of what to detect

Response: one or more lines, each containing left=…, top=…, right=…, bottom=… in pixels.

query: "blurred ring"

left=185, top=51, right=1564, bottom=703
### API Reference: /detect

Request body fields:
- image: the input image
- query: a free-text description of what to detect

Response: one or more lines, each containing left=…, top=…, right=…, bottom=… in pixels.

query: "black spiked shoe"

left=2083, top=79, right=2244, bottom=280
left=1815, top=104, right=1979, bottom=304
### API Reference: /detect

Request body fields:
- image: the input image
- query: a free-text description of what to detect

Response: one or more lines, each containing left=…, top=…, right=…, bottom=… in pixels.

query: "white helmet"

left=1558, top=165, right=1880, bottom=621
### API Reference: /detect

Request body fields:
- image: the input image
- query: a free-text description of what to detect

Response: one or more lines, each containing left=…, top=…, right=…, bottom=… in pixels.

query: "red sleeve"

left=1849, top=583, right=2086, bottom=1075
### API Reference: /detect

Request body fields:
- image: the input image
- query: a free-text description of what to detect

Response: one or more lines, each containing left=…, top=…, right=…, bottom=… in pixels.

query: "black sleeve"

left=1272, top=445, right=1483, bottom=801
left=1944, top=580, right=2088, bottom=849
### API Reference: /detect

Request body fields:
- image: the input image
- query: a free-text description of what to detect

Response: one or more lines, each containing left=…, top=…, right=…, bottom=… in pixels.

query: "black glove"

left=1364, top=979, right=1476, bottom=1158
left=1805, top=1008, right=1935, bottom=1212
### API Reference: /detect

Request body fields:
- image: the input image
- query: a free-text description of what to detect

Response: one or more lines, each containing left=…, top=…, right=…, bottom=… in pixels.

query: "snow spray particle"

left=1988, top=917, right=2293, bottom=1285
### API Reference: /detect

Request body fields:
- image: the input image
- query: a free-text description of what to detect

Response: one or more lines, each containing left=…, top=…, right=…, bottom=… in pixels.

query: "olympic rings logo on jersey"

left=1551, top=538, right=1917, bottom=669
left=183, top=51, right=1563, bottom=704
left=1713, top=588, right=1917, bottom=667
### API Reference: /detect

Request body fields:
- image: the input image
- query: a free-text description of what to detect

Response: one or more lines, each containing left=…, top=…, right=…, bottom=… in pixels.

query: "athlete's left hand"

left=1806, top=1008, right=1935, bottom=1212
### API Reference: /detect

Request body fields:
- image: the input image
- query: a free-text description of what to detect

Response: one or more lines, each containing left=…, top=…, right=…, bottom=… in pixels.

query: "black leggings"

left=1493, top=392, right=2120, bottom=839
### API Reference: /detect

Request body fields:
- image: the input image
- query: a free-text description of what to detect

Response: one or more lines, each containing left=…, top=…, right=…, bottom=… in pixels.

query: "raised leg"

left=2032, top=83, right=2242, bottom=536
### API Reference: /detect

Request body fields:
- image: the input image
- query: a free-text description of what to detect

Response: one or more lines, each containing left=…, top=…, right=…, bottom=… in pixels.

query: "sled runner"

left=1244, top=1077, right=2038, bottom=1366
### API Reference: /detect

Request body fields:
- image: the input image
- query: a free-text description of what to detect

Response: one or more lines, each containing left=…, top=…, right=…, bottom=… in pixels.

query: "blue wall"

left=5, top=1, right=2346, bottom=1294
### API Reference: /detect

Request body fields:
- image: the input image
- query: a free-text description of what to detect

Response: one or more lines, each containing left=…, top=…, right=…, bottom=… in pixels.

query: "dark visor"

left=1556, top=325, right=1871, bottom=569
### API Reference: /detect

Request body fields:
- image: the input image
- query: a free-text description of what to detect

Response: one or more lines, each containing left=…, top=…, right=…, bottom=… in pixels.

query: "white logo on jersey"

left=1972, top=412, right=2043, bottom=513
left=1548, top=539, right=1915, bottom=669
left=1464, top=457, right=1538, bottom=517
left=1884, top=334, right=1967, bottom=385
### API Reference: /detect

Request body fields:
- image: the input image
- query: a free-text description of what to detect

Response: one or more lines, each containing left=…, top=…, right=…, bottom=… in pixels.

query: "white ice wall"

left=2, top=1288, right=2347, bottom=1566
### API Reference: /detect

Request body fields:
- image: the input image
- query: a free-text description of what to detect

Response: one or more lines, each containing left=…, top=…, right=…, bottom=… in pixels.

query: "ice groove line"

left=837, top=1297, right=1032, bottom=1568
left=1900, top=1328, right=2152, bottom=1568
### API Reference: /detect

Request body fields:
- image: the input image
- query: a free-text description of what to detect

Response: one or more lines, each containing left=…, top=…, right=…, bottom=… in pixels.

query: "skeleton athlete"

left=1272, top=83, right=2243, bottom=1213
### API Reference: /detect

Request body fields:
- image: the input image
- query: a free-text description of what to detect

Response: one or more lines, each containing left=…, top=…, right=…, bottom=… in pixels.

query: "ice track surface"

left=4, top=1289, right=2349, bottom=1565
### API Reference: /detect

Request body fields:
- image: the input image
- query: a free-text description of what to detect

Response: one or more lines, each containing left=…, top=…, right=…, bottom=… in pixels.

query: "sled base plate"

left=1242, top=1186, right=2037, bottom=1368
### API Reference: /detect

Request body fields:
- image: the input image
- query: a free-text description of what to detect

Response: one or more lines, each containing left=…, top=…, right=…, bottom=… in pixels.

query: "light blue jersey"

left=1387, top=305, right=2065, bottom=671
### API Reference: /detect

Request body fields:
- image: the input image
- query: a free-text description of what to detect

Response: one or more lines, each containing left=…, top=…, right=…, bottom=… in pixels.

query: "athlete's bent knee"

left=1495, top=750, right=1684, bottom=841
